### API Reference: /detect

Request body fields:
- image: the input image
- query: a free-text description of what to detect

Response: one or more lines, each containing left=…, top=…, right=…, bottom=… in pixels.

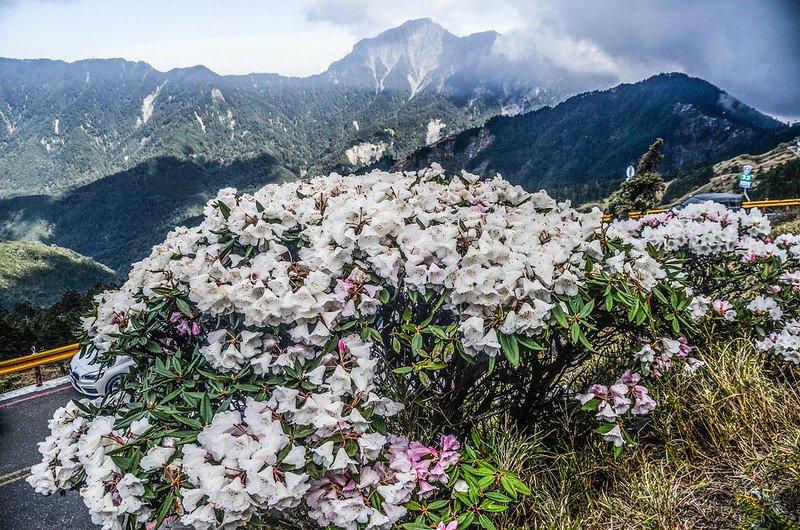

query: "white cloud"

left=304, top=0, right=524, bottom=37
left=303, top=0, right=800, bottom=117
left=0, top=0, right=796, bottom=116
left=103, top=33, right=354, bottom=77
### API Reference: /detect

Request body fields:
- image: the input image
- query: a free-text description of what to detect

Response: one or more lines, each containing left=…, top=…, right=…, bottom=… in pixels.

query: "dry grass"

left=774, top=216, right=800, bottom=237
left=483, top=340, right=800, bottom=530
left=655, top=340, right=800, bottom=458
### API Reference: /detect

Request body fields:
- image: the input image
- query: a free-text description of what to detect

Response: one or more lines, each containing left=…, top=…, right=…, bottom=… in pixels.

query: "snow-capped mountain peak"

left=325, top=19, right=489, bottom=97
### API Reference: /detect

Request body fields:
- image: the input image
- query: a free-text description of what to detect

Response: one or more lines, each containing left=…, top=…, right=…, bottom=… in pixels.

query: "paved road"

left=0, top=383, right=96, bottom=529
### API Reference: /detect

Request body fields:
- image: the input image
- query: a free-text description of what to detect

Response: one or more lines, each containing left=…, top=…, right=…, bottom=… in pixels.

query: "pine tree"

left=607, top=138, right=666, bottom=218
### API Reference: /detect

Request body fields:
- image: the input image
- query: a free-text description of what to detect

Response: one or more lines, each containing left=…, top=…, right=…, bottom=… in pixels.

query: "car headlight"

left=78, top=371, right=101, bottom=382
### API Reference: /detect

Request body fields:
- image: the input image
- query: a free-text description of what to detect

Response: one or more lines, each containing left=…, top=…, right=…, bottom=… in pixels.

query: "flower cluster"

left=29, top=407, right=154, bottom=529
left=575, top=200, right=800, bottom=448
left=28, top=401, right=89, bottom=494
left=39, top=167, right=771, bottom=526
left=613, top=202, right=800, bottom=365
left=405, top=435, right=460, bottom=497
left=577, top=369, right=658, bottom=447
left=610, top=202, right=771, bottom=256
left=80, top=165, right=669, bottom=367
left=577, top=369, right=657, bottom=422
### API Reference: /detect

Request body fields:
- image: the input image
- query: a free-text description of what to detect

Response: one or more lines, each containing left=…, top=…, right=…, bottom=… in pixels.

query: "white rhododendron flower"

left=747, top=295, right=783, bottom=321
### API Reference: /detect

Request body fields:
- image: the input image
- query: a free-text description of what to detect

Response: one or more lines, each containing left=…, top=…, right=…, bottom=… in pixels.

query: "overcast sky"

left=0, top=0, right=797, bottom=120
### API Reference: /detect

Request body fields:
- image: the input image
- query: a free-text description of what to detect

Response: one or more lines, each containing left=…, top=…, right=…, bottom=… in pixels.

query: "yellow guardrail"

left=601, top=198, right=800, bottom=223
left=0, top=343, right=79, bottom=377
left=743, top=199, right=800, bottom=209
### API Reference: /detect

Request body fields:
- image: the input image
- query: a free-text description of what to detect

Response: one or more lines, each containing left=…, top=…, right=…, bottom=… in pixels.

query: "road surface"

left=0, top=380, right=95, bottom=529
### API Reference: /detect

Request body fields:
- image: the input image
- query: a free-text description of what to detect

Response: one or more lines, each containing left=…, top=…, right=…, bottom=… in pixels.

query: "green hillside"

left=663, top=141, right=800, bottom=204
left=0, top=241, right=115, bottom=308
left=0, top=52, right=526, bottom=198
left=0, top=154, right=295, bottom=273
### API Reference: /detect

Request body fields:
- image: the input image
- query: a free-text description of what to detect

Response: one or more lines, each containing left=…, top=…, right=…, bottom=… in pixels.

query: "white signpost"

left=738, top=164, right=754, bottom=201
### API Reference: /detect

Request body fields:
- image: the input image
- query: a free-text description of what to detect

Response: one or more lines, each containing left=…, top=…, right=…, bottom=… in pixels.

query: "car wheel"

left=104, top=374, right=124, bottom=395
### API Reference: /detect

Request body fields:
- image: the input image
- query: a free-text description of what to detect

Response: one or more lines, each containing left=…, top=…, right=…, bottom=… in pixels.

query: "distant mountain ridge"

left=393, top=73, right=798, bottom=200
left=0, top=19, right=569, bottom=199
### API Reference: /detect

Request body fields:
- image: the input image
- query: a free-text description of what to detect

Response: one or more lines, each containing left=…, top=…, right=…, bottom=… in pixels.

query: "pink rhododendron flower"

left=631, top=385, right=657, bottom=415
left=712, top=299, right=737, bottom=321
left=576, top=384, right=608, bottom=405
left=176, top=320, right=189, bottom=335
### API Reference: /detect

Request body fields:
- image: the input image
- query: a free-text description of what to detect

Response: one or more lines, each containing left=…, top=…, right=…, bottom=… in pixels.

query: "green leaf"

left=217, top=200, right=231, bottom=220
left=110, top=454, right=134, bottom=470
left=516, top=335, right=544, bottom=351
left=144, top=340, right=163, bottom=353
left=458, top=513, right=475, bottom=529
left=569, top=323, right=581, bottom=344
left=652, top=287, right=669, bottom=305
left=478, top=514, right=497, bottom=530
left=418, top=371, right=431, bottom=387
left=485, top=492, right=512, bottom=503
left=478, top=475, right=495, bottom=489
left=392, top=366, right=413, bottom=375
left=411, top=332, right=423, bottom=356
left=506, top=475, right=531, bottom=495
left=155, top=490, right=175, bottom=528
left=594, top=423, right=615, bottom=435
left=499, top=333, right=520, bottom=367
left=372, top=415, right=387, bottom=435
left=429, top=326, right=450, bottom=341
left=199, top=393, right=212, bottom=425
left=175, top=298, right=193, bottom=318
left=552, top=304, right=569, bottom=328
left=172, top=413, right=203, bottom=430
left=427, top=500, right=450, bottom=510
left=578, top=332, right=594, bottom=351
left=500, top=476, right=518, bottom=499
left=379, top=288, right=390, bottom=305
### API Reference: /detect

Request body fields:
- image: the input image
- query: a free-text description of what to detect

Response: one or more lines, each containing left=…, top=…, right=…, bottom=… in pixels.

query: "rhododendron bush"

left=612, top=204, right=800, bottom=365
left=28, top=166, right=800, bottom=529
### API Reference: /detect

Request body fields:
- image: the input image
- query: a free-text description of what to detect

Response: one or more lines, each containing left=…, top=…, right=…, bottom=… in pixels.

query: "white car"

left=69, top=350, right=135, bottom=397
